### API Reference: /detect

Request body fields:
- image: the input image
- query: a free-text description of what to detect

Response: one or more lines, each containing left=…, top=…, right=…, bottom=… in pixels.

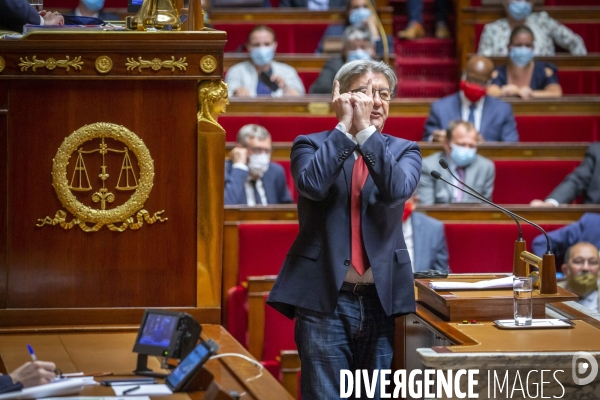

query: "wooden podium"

left=0, top=31, right=227, bottom=327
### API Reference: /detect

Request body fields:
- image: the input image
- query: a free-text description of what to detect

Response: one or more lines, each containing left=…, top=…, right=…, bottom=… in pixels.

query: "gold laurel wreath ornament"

left=37, top=122, right=167, bottom=232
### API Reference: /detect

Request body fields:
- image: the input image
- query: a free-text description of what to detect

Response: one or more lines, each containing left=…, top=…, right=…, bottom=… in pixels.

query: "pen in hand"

left=26, top=344, right=37, bottom=362
left=123, top=386, right=140, bottom=395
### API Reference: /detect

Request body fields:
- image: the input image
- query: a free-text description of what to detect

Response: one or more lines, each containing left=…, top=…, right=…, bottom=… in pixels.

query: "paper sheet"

left=111, top=384, right=173, bottom=396
left=429, top=276, right=515, bottom=291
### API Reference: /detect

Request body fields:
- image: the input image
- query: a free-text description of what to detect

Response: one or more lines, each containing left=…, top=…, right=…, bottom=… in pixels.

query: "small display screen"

left=166, top=342, right=211, bottom=390
left=138, top=313, right=179, bottom=348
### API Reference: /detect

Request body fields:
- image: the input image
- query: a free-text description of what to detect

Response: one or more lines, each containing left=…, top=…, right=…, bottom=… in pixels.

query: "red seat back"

left=493, top=160, right=580, bottom=204
left=273, top=160, right=297, bottom=202
left=226, top=285, right=249, bottom=347
left=263, top=293, right=296, bottom=361
left=238, top=223, right=299, bottom=283
left=213, top=23, right=330, bottom=53
left=557, top=70, right=600, bottom=95
left=515, top=116, right=600, bottom=142
left=444, top=223, right=565, bottom=273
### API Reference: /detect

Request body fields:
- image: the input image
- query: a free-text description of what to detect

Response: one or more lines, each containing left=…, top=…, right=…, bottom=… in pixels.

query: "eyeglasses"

left=349, top=87, right=392, bottom=102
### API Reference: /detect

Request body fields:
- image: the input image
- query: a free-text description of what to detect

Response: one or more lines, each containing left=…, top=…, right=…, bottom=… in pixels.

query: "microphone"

left=430, top=170, right=558, bottom=294
left=438, top=158, right=526, bottom=276
left=438, top=159, right=523, bottom=240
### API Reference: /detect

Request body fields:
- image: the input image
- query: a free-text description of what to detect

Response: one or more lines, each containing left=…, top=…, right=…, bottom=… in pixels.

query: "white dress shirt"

left=402, top=216, right=414, bottom=271
left=459, top=91, right=485, bottom=133
left=579, top=289, right=599, bottom=313
left=336, top=122, right=376, bottom=284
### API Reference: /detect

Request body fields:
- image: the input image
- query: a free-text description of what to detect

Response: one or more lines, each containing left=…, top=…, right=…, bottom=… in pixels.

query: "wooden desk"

left=0, top=325, right=293, bottom=400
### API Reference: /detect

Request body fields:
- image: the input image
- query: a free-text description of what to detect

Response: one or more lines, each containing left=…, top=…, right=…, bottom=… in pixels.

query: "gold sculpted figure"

left=198, top=80, right=229, bottom=131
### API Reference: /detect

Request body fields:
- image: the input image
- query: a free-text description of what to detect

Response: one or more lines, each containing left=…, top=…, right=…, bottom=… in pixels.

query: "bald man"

left=423, top=55, right=519, bottom=142
left=559, top=242, right=600, bottom=313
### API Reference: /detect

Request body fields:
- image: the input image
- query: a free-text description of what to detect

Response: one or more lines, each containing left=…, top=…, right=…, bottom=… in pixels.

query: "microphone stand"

left=438, top=159, right=527, bottom=277
left=430, top=170, right=558, bottom=294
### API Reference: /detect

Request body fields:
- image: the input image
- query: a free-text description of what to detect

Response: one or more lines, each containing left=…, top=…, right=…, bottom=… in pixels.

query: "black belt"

left=340, top=282, right=377, bottom=296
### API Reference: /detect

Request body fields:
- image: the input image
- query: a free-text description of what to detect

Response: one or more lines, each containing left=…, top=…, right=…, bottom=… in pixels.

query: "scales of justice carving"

left=37, top=122, right=167, bottom=232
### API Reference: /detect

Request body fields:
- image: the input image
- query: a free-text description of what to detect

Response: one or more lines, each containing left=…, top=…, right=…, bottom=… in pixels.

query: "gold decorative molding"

left=37, top=122, right=167, bottom=232
left=125, top=56, right=188, bottom=72
left=197, top=80, right=228, bottom=131
left=95, top=55, right=113, bottom=74
left=0, top=56, right=5, bottom=73
left=18, top=56, right=83, bottom=72
left=200, top=55, right=217, bottom=74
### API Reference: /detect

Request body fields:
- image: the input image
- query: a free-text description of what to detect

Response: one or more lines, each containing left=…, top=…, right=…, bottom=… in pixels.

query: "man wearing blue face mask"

left=488, top=26, right=562, bottom=99
left=417, top=120, right=495, bottom=205
left=310, top=26, right=375, bottom=94
left=226, top=26, right=305, bottom=98
left=225, top=124, right=293, bottom=206
left=71, top=0, right=118, bottom=20
left=478, top=0, right=586, bottom=57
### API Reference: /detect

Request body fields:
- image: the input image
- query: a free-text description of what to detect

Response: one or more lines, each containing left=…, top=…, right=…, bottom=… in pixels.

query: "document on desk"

left=430, top=276, right=515, bottom=291
left=0, top=378, right=86, bottom=399
left=112, top=384, right=173, bottom=396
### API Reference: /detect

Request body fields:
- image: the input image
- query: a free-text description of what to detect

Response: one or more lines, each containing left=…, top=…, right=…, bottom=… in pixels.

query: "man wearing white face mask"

left=478, top=0, right=586, bottom=56
left=224, top=124, right=293, bottom=206
left=417, top=120, right=495, bottom=205
left=71, top=0, right=118, bottom=20
left=225, top=25, right=305, bottom=98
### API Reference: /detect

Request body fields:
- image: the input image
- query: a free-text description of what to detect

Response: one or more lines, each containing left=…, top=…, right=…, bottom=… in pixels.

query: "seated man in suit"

left=1, top=361, right=56, bottom=394
left=532, top=213, right=600, bottom=267
left=403, top=195, right=449, bottom=272
left=418, top=120, right=495, bottom=204
left=0, top=0, right=63, bottom=33
left=423, top=56, right=519, bottom=142
left=224, top=124, right=293, bottom=206
left=279, top=0, right=347, bottom=8
left=558, top=242, right=599, bottom=313
left=531, top=143, right=600, bottom=207
left=225, top=25, right=305, bottom=98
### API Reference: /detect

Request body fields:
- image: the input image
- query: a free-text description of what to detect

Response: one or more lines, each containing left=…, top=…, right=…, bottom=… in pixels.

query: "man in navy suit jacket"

left=532, top=213, right=600, bottom=267
left=224, top=124, right=292, bottom=205
left=0, top=0, right=63, bottom=32
left=267, top=60, right=421, bottom=399
left=423, top=56, right=519, bottom=143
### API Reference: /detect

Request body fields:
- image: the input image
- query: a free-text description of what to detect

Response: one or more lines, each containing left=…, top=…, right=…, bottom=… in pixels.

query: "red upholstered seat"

left=262, top=293, right=297, bottom=361
left=213, top=23, right=330, bottom=53
left=226, top=285, right=249, bottom=347
left=273, top=160, right=297, bottom=202
left=444, top=223, right=565, bottom=273
left=238, top=223, right=299, bottom=282
left=220, top=115, right=427, bottom=142
left=298, top=72, right=320, bottom=94
left=515, top=116, right=600, bottom=142
left=493, top=160, right=580, bottom=204
left=557, top=70, right=600, bottom=95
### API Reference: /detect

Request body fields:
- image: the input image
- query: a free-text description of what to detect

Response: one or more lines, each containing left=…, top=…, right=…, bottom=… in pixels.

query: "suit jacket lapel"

left=480, top=96, right=491, bottom=134
left=342, top=155, right=355, bottom=197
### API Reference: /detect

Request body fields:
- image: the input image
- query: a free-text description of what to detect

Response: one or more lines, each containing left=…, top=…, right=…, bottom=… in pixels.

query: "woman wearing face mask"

left=71, top=0, right=118, bottom=20
left=310, top=26, right=375, bottom=94
left=488, top=26, right=562, bottom=99
left=315, top=0, right=390, bottom=56
left=478, top=0, right=586, bottom=57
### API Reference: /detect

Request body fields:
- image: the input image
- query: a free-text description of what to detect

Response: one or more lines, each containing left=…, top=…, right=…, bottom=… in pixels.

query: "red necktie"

left=351, top=155, right=370, bottom=275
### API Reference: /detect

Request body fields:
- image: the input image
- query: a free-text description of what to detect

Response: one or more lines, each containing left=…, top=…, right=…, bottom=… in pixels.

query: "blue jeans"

left=294, top=290, right=395, bottom=400
left=407, top=0, right=449, bottom=24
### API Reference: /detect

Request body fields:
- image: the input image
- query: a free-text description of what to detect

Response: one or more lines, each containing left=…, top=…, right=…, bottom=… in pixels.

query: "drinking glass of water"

left=513, top=277, right=532, bottom=326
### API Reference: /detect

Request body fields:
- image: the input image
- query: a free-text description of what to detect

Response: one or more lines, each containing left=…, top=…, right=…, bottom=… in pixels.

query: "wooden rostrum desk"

left=397, top=276, right=600, bottom=400
left=0, top=325, right=293, bottom=400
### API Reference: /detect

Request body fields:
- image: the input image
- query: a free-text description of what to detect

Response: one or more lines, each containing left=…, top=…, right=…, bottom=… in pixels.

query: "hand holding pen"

left=8, top=345, right=56, bottom=388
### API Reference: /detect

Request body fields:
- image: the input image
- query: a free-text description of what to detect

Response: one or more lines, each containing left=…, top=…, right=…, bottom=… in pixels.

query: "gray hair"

left=333, top=60, right=397, bottom=94
left=236, top=124, right=271, bottom=145
left=342, top=26, right=373, bottom=49
left=446, top=120, right=476, bottom=141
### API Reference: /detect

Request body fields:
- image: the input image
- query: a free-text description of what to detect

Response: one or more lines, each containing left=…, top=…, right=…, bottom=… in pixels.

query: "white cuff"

left=335, top=122, right=347, bottom=134
left=355, top=125, right=376, bottom=146
left=232, top=162, right=248, bottom=171
left=39, top=15, right=45, bottom=25
left=545, top=198, right=559, bottom=207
